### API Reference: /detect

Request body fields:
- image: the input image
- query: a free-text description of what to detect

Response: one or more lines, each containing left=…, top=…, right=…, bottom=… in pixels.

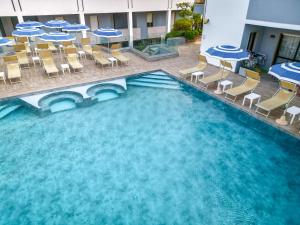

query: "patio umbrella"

left=16, top=21, right=43, bottom=29
left=12, top=27, right=45, bottom=37
left=205, top=45, right=249, bottom=61
left=39, top=32, right=76, bottom=42
left=44, top=20, right=70, bottom=29
left=62, top=24, right=89, bottom=32
left=205, top=45, right=250, bottom=94
left=269, top=62, right=300, bottom=85
left=92, top=28, right=122, bottom=51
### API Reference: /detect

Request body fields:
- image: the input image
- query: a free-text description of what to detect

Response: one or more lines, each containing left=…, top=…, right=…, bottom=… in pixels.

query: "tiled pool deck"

left=0, top=42, right=300, bottom=136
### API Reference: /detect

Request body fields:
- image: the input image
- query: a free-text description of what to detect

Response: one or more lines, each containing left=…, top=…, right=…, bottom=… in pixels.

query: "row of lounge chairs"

left=180, top=55, right=297, bottom=119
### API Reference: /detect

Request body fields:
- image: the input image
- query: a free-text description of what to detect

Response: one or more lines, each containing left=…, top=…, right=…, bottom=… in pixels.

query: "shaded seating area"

left=198, top=60, right=232, bottom=88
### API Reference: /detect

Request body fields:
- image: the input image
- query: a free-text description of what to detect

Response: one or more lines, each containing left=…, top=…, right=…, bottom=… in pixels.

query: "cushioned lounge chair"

left=67, top=54, right=83, bottom=72
left=225, top=69, right=260, bottom=101
left=255, top=81, right=297, bottom=117
left=7, top=63, right=21, bottom=84
left=198, top=60, right=232, bottom=88
left=39, top=50, right=59, bottom=77
left=16, top=51, right=30, bottom=68
left=179, top=55, right=208, bottom=78
left=93, top=52, right=111, bottom=68
left=112, top=49, right=129, bottom=65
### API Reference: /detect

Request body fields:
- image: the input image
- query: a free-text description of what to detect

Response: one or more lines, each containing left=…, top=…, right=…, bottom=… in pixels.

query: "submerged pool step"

left=134, top=77, right=179, bottom=85
left=127, top=81, right=181, bottom=90
left=0, top=104, right=22, bottom=119
left=142, top=75, right=174, bottom=80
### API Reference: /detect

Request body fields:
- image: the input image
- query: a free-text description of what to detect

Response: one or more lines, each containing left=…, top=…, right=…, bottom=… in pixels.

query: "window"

left=275, top=34, right=300, bottom=64
left=146, top=13, right=153, bottom=27
left=247, top=32, right=257, bottom=52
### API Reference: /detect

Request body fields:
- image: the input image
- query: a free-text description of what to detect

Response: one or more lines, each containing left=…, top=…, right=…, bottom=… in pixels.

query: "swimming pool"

left=1, top=71, right=300, bottom=224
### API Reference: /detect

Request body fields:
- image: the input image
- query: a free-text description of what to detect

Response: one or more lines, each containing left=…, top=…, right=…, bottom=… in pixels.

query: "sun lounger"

left=3, top=55, right=18, bottom=64
left=179, top=55, right=208, bottom=77
left=83, top=45, right=93, bottom=56
left=16, top=51, right=30, bottom=68
left=13, top=43, right=26, bottom=52
left=255, top=81, right=297, bottom=117
left=198, top=60, right=232, bottom=88
left=93, top=52, right=111, bottom=68
left=42, top=58, right=59, bottom=77
left=67, top=54, right=83, bottom=72
left=225, top=69, right=260, bottom=101
left=7, top=63, right=21, bottom=83
left=112, top=50, right=129, bottom=65
left=47, top=42, right=58, bottom=52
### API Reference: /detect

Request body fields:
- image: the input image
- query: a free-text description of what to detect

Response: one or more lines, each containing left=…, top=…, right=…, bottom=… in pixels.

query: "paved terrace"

left=0, top=42, right=300, bottom=136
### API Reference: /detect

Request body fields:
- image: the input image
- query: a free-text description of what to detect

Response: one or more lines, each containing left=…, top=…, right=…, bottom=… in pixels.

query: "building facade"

left=201, top=0, right=300, bottom=70
left=0, top=0, right=195, bottom=47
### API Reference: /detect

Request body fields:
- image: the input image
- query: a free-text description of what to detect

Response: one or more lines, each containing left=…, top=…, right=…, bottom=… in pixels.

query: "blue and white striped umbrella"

left=16, top=21, right=43, bottom=29
left=62, top=24, right=89, bottom=32
left=39, top=32, right=75, bottom=42
left=269, top=62, right=300, bottom=85
left=12, top=28, right=45, bottom=37
left=44, top=20, right=70, bottom=29
left=205, top=45, right=249, bottom=61
left=0, top=37, right=12, bottom=46
left=92, top=28, right=122, bottom=38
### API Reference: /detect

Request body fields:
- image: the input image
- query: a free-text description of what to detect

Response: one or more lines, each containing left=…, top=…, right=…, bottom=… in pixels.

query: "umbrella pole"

left=214, top=60, right=224, bottom=95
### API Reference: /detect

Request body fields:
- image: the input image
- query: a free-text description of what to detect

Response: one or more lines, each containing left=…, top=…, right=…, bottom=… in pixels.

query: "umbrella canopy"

left=92, top=28, right=122, bottom=38
left=16, top=21, right=43, bottom=29
left=0, top=37, right=12, bottom=46
left=44, top=20, right=70, bottom=29
left=269, top=62, right=300, bottom=85
left=62, top=24, right=89, bottom=32
left=12, top=27, right=45, bottom=37
left=39, top=32, right=76, bottom=42
left=205, top=45, right=249, bottom=61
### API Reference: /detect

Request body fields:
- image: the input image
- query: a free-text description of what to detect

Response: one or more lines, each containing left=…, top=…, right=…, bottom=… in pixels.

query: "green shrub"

left=173, top=18, right=193, bottom=31
left=165, top=30, right=184, bottom=39
left=184, top=30, right=200, bottom=40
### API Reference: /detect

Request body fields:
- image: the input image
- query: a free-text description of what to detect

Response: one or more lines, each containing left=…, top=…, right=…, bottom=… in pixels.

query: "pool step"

left=142, top=75, right=174, bottom=80
left=134, top=78, right=179, bottom=85
left=127, top=81, right=181, bottom=90
left=0, top=104, right=22, bottom=119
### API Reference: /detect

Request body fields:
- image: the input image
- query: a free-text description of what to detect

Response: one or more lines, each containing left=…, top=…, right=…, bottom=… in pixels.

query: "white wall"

left=132, top=0, right=168, bottom=11
left=84, top=0, right=129, bottom=13
left=0, top=1, right=16, bottom=16
left=200, top=0, right=250, bottom=69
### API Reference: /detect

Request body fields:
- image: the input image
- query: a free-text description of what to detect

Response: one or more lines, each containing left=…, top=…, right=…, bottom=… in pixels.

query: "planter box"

left=166, top=37, right=186, bottom=46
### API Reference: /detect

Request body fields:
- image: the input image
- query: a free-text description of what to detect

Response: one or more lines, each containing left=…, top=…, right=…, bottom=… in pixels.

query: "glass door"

left=275, top=34, right=300, bottom=64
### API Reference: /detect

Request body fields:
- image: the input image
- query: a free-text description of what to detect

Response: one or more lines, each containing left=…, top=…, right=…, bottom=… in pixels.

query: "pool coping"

left=1, top=68, right=300, bottom=141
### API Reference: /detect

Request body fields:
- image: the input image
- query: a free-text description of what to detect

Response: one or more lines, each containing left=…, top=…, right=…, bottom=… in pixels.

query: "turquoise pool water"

left=1, top=75, right=300, bottom=224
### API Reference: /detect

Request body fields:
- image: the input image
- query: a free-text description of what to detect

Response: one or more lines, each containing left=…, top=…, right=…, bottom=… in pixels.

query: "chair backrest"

left=3, top=55, right=18, bottom=63
left=37, top=43, right=49, bottom=49
left=280, top=81, right=297, bottom=92
left=39, top=49, right=53, bottom=59
left=198, top=55, right=207, bottom=64
left=92, top=45, right=101, bottom=52
left=111, top=43, right=121, bottom=50
left=220, top=60, right=232, bottom=70
left=16, top=37, right=28, bottom=43
left=64, top=47, right=77, bottom=55
left=245, top=69, right=260, bottom=80
left=63, top=41, right=73, bottom=47
left=81, top=38, right=90, bottom=45
left=13, top=44, right=26, bottom=52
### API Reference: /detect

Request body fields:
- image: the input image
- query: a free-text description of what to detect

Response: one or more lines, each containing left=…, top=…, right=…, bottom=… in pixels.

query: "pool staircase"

left=127, top=71, right=181, bottom=90
left=0, top=103, right=22, bottom=119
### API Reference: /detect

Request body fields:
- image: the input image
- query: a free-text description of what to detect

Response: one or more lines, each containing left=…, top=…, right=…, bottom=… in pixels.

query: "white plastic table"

left=286, top=106, right=300, bottom=125
left=191, top=71, right=204, bottom=83
left=219, top=80, right=233, bottom=92
left=61, top=64, right=70, bottom=75
left=32, top=56, right=41, bottom=67
left=77, top=50, right=86, bottom=59
left=242, top=93, right=261, bottom=109
left=108, top=57, right=117, bottom=67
